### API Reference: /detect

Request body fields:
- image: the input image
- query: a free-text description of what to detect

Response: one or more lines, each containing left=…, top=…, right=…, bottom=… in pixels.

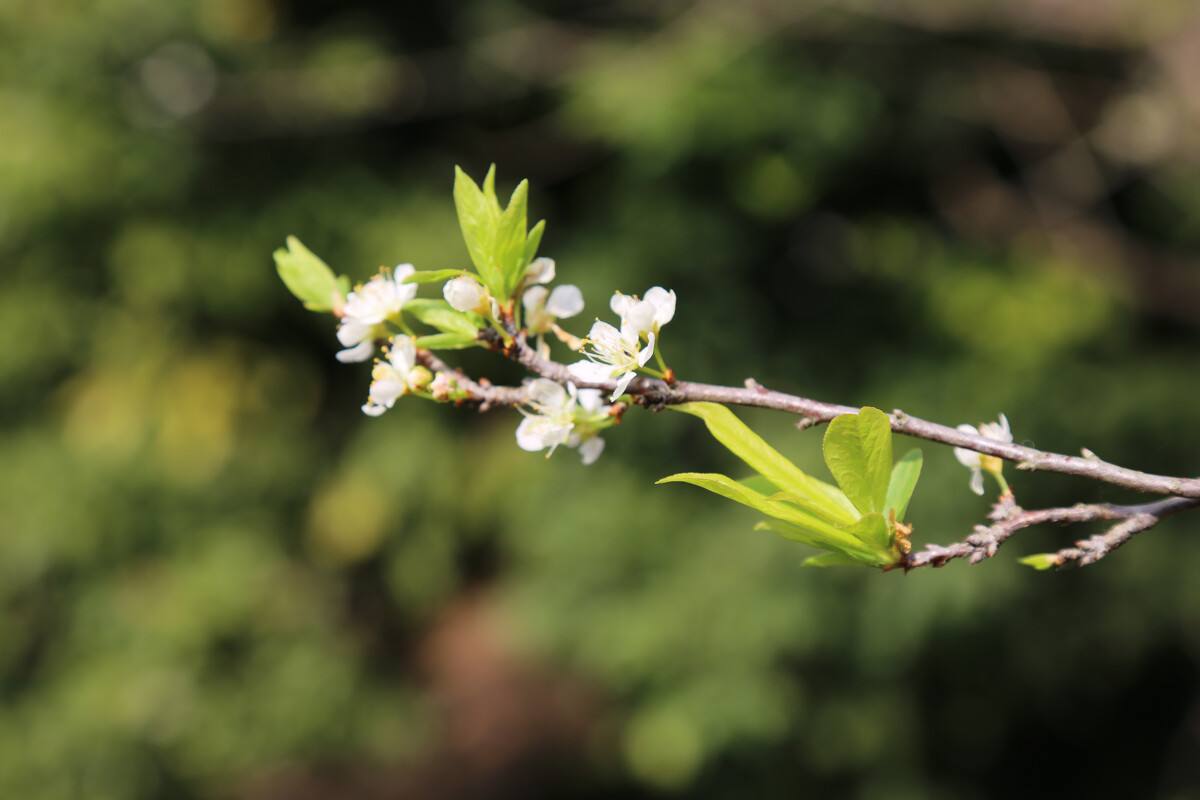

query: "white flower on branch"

left=515, top=380, right=610, bottom=464
left=611, top=286, right=675, bottom=341
left=568, top=321, right=655, bottom=401
left=516, top=379, right=576, bottom=454
left=362, top=336, right=426, bottom=417
left=523, top=284, right=584, bottom=334
left=954, top=414, right=1012, bottom=495
left=336, top=264, right=417, bottom=363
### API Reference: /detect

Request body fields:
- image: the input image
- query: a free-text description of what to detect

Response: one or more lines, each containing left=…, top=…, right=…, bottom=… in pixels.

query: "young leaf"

left=738, top=474, right=778, bottom=495
left=415, top=332, right=481, bottom=350
left=823, top=406, right=893, bottom=515
left=885, top=448, right=923, bottom=522
left=404, top=298, right=482, bottom=338
left=274, top=236, right=341, bottom=312
left=802, top=552, right=865, bottom=568
left=848, top=512, right=892, bottom=555
left=1018, top=553, right=1060, bottom=571
left=453, top=166, right=505, bottom=297
left=754, top=520, right=884, bottom=564
left=656, top=472, right=866, bottom=551
left=669, top=403, right=859, bottom=526
left=496, top=179, right=529, bottom=296
left=523, top=219, right=546, bottom=267
left=402, top=269, right=468, bottom=284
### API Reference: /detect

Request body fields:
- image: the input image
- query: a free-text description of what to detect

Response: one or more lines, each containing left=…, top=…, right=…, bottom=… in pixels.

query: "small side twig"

left=904, top=496, right=1197, bottom=570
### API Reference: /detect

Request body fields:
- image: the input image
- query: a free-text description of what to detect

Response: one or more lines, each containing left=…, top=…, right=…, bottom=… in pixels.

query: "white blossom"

left=361, top=336, right=422, bottom=417
left=515, top=380, right=610, bottom=464
left=523, top=284, right=584, bottom=334
left=515, top=379, right=576, bottom=454
left=336, top=264, right=417, bottom=363
left=954, top=414, right=1012, bottom=495
left=568, top=320, right=655, bottom=401
left=443, top=275, right=490, bottom=315
left=525, top=257, right=556, bottom=285
left=610, top=286, right=676, bottom=340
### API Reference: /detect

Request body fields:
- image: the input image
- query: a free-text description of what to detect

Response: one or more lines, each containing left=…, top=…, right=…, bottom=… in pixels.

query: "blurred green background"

left=5, top=0, right=1200, bottom=797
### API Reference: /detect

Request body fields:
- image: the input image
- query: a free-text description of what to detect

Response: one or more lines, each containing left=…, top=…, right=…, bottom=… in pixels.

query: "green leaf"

left=848, top=512, right=891, bottom=554
left=523, top=219, right=546, bottom=267
left=669, top=403, right=859, bottom=526
left=656, top=472, right=869, bottom=555
left=885, top=448, right=923, bottom=522
left=415, top=332, right=481, bottom=350
left=1018, top=553, right=1060, bottom=571
left=404, top=298, right=482, bottom=338
left=822, top=406, right=893, bottom=515
left=402, top=269, right=467, bottom=284
left=496, top=179, right=529, bottom=296
left=453, top=166, right=505, bottom=297
left=273, top=236, right=342, bottom=312
left=738, top=474, right=777, bottom=495
left=754, top=521, right=887, bottom=565
left=802, top=552, right=865, bottom=568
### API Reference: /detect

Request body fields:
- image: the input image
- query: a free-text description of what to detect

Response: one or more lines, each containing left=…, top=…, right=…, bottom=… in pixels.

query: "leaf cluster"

left=658, top=403, right=922, bottom=568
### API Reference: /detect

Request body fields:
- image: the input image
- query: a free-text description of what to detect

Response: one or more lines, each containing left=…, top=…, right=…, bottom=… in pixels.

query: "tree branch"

left=505, top=332, right=1200, bottom=499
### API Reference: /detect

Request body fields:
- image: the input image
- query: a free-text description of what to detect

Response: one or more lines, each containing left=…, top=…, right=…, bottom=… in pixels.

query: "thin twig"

left=904, top=496, right=1198, bottom=569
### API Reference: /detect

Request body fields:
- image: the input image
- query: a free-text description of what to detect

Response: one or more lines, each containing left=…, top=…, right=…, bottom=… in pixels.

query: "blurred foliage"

left=4, top=0, right=1200, bottom=798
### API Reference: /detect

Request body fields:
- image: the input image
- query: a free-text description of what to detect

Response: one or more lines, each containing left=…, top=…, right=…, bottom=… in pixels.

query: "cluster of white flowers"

left=954, top=414, right=1012, bottom=495
left=569, top=287, right=675, bottom=401
left=332, top=252, right=672, bottom=466
left=515, top=378, right=611, bottom=464
left=335, top=264, right=417, bottom=363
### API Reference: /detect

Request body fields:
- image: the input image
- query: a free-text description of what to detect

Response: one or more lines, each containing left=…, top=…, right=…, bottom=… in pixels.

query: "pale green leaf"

left=822, top=406, right=893, bottom=515
left=415, top=332, right=481, bottom=350
left=885, top=448, right=923, bottom=522
left=496, top=179, right=529, bottom=296
left=1019, top=553, right=1060, bottom=571
left=656, top=472, right=868, bottom=554
left=402, top=269, right=468, bottom=284
left=738, top=474, right=777, bottom=495
left=274, top=236, right=341, bottom=312
left=404, top=298, right=482, bottom=338
left=453, top=166, right=505, bottom=297
left=523, top=219, right=546, bottom=267
left=848, top=512, right=892, bottom=554
left=754, top=521, right=887, bottom=565
left=669, top=403, right=859, bottom=526
left=801, top=552, right=866, bottom=568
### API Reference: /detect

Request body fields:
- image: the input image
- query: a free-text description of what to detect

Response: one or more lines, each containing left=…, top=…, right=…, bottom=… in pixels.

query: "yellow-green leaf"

left=274, top=236, right=342, bottom=312
left=823, top=406, right=893, bottom=515
left=669, top=403, right=859, bottom=526
left=1019, top=553, right=1060, bottom=571
left=885, top=448, right=923, bottom=522
left=657, top=472, right=869, bottom=555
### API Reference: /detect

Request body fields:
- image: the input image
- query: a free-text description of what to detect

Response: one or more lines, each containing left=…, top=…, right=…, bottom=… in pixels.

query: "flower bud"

left=406, top=365, right=433, bottom=391
left=443, top=276, right=488, bottom=314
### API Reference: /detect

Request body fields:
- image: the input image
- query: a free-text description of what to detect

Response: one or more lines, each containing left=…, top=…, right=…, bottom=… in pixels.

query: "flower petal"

left=522, top=285, right=549, bottom=314
left=578, top=436, right=605, bottom=465
left=968, top=468, right=985, bottom=496
left=611, top=370, right=636, bottom=401
left=546, top=285, right=584, bottom=319
left=644, top=286, right=676, bottom=327
left=527, top=257, right=556, bottom=285
left=568, top=361, right=612, bottom=383
left=336, top=339, right=375, bottom=363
